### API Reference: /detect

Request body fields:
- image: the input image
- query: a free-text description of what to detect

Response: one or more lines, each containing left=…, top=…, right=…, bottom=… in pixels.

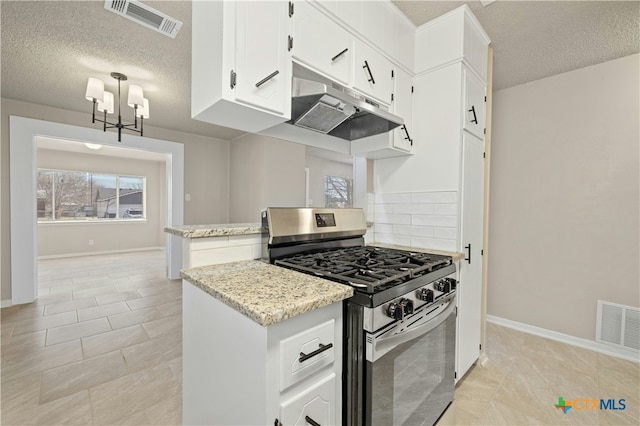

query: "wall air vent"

left=596, top=300, right=640, bottom=352
left=104, top=0, right=183, bottom=39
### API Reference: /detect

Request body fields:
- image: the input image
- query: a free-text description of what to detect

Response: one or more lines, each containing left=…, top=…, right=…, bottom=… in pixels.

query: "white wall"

left=37, top=148, right=166, bottom=257
left=229, top=133, right=306, bottom=223
left=487, top=54, right=640, bottom=340
left=305, top=153, right=353, bottom=208
left=1, top=98, right=229, bottom=301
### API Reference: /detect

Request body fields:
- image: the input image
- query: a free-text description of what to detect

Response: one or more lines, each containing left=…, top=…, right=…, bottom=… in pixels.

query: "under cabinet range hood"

left=288, top=77, right=403, bottom=141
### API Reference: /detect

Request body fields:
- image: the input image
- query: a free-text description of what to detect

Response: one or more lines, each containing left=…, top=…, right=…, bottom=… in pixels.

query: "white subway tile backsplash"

left=393, top=203, right=435, bottom=215
left=411, top=237, right=457, bottom=252
left=412, top=215, right=457, bottom=227
left=374, top=204, right=393, bottom=214
left=372, top=191, right=460, bottom=252
left=375, top=193, right=412, bottom=204
left=411, top=191, right=457, bottom=204
left=376, top=213, right=411, bottom=225
left=375, top=233, right=411, bottom=247
left=434, top=227, right=457, bottom=240
left=433, top=203, right=457, bottom=215
left=393, top=225, right=434, bottom=237
left=375, top=223, right=394, bottom=234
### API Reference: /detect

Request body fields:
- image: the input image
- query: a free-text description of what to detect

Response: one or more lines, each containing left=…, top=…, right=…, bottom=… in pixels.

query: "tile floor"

left=1, top=250, right=638, bottom=425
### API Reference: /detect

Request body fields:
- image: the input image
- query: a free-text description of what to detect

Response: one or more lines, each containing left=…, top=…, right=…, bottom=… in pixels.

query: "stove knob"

left=402, top=298, right=414, bottom=315
left=445, top=277, right=457, bottom=291
left=417, top=288, right=434, bottom=303
left=387, top=302, right=404, bottom=320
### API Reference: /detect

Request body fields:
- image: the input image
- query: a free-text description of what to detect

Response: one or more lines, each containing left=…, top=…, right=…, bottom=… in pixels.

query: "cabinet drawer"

left=280, top=319, right=335, bottom=391
left=280, top=373, right=336, bottom=426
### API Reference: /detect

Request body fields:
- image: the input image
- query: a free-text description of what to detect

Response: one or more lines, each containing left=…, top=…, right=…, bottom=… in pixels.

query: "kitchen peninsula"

left=181, top=260, right=352, bottom=425
left=164, top=223, right=265, bottom=268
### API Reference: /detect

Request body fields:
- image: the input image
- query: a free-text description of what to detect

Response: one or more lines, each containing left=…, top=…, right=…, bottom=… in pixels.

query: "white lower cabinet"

left=183, top=282, right=342, bottom=425
left=279, top=373, right=336, bottom=425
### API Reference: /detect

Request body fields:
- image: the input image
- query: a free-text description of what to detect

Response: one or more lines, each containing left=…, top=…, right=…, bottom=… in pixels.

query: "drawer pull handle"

left=305, top=415, right=321, bottom=426
left=256, top=70, right=279, bottom=88
left=331, top=48, right=349, bottom=62
left=299, top=342, right=333, bottom=363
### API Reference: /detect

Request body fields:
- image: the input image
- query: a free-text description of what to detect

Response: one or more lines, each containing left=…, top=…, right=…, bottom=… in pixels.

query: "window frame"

left=36, top=167, right=147, bottom=224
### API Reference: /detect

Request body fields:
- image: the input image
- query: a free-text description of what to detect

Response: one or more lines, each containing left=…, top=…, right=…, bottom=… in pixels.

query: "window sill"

left=37, top=219, right=148, bottom=225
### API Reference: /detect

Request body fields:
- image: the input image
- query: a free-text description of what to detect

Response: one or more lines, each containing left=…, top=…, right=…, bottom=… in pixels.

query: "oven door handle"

left=370, top=294, right=456, bottom=362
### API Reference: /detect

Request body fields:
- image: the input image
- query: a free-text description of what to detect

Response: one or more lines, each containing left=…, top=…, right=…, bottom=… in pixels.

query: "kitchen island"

left=181, top=260, right=353, bottom=425
left=164, top=223, right=266, bottom=269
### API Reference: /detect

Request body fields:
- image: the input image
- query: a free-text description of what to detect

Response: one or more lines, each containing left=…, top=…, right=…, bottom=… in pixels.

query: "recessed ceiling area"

left=2, top=1, right=638, bottom=141
left=37, top=136, right=168, bottom=163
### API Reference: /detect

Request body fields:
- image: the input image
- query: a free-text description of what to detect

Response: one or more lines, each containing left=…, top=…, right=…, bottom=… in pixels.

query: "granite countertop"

left=368, top=242, right=465, bottom=262
left=164, top=223, right=265, bottom=238
left=181, top=260, right=353, bottom=327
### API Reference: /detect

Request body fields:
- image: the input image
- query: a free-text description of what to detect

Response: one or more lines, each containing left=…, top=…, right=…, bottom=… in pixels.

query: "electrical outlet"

left=88, top=239, right=94, bottom=246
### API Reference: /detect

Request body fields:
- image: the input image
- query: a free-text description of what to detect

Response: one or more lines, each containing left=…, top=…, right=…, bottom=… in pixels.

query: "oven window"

left=367, top=311, right=456, bottom=426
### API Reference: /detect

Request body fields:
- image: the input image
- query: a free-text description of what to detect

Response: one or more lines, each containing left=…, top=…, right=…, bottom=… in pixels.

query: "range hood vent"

left=289, top=77, right=403, bottom=141
left=104, top=0, right=183, bottom=38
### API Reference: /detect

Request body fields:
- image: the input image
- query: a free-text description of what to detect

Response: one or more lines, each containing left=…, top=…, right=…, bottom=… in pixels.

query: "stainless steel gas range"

left=263, top=207, right=457, bottom=426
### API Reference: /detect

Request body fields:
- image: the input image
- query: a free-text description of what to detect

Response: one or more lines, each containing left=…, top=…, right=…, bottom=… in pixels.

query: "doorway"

left=9, top=116, right=184, bottom=305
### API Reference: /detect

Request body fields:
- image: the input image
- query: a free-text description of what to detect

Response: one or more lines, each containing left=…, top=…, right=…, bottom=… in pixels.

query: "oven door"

left=364, top=294, right=456, bottom=426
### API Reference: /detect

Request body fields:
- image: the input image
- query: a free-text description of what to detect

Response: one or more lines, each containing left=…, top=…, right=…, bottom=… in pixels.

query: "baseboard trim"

left=1, top=299, right=13, bottom=308
left=486, top=315, right=640, bottom=363
left=38, top=246, right=165, bottom=260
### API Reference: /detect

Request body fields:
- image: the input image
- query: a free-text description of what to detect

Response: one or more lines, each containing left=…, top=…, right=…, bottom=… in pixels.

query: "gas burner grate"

left=275, top=246, right=452, bottom=293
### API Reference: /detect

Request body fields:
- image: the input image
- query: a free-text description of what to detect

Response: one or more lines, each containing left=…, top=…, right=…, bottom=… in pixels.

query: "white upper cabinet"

left=353, top=39, right=394, bottom=105
left=392, top=67, right=414, bottom=153
left=415, top=5, right=490, bottom=81
left=234, top=1, right=290, bottom=115
left=191, top=1, right=291, bottom=133
left=462, top=68, right=486, bottom=140
left=291, top=1, right=353, bottom=86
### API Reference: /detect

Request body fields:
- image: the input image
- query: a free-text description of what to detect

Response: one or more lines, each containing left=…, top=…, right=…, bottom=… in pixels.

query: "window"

left=37, top=169, right=145, bottom=221
left=324, top=175, right=353, bottom=208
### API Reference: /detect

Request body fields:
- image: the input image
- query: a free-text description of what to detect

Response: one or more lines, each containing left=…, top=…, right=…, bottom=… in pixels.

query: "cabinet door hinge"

left=230, top=70, right=236, bottom=89
left=484, top=95, right=487, bottom=102
left=483, top=152, right=486, bottom=158
left=481, top=249, right=484, bottom=255
left=391, top=69, right=394, bottom=78
left=479, top=343, right=482, bottom=350
left=484, top=128, right=486, bottom=135
left=288, top=1, right=294, bottom=17
left=391, top=93, right=394, bottom=102
left=411, top=86, right=414, bottom=93
left=288, top=35, right=293, bottom=51
left=454, top=371, right=457, bottom=379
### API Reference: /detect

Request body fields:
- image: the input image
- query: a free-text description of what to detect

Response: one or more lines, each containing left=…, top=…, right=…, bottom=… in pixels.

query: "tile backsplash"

left=367, top=191, right=459, bottom=252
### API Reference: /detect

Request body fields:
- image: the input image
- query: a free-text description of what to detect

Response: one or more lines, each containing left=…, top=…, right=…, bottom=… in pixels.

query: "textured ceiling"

left=1, top=1, right=638, bottom=141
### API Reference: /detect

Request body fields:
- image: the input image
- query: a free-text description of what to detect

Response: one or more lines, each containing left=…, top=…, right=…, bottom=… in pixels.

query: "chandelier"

left=85, top=72, right=149, bottom=142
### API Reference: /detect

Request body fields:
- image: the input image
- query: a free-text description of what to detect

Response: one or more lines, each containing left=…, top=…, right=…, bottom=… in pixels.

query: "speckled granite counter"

left=368, top=243, right=465, bottom=262
left=181, top=260, right=353, bottom=327
left=164, top=223, right=265, bottom=239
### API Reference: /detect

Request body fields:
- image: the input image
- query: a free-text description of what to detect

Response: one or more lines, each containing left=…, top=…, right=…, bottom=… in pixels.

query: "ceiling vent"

left=104, top=0, right=183, bottom=39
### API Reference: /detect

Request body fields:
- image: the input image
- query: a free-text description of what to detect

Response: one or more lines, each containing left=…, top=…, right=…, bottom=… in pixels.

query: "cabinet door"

left=353, top=40, right=393, bottom=105
left=279, top=373, right=336, bottom=425
left=292, top=1, right=352, bottom=85
left=462, top=68, right=485, bottom=139
left=457, top=132, right=484, bottom=380
left=392, top=68, right=413, bottom=153
left=234, top=1, right=290, bottom=115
